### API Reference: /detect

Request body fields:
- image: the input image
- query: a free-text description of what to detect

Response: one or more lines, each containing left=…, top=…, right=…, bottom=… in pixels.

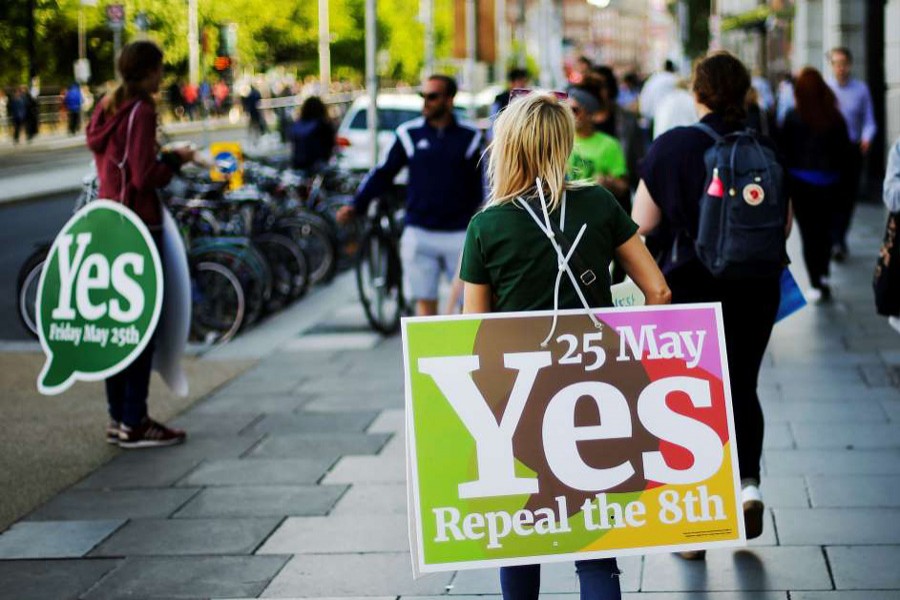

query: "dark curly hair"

left=299, top=96, right=327, bottom=121
left=691, top=51, right=751, bottom=124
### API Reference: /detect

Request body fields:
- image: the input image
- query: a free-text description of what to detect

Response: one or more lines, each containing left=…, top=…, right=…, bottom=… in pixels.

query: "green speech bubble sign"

left=36, top=200, right=163, bottom=395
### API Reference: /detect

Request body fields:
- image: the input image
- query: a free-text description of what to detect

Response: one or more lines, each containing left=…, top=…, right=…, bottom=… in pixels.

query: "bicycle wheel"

left=356, top=229, right=405, bottom=335
left=16, top=246, right=49, bottom=339
left=254, top=232, right=310, bottom=311
left=191, top=243, right=267, bottom=326
left=279, top=214, right=338, bottom=285
left=190, top=261, right=245, bottom=344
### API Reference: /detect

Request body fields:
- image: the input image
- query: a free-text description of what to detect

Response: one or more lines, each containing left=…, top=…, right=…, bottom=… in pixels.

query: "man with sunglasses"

left=337, top=75, right=484, bottom=317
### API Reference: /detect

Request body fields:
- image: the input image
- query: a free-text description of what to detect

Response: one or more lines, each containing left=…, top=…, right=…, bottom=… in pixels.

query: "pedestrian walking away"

left=86, top=40, right=195, bottom=449
left=826, top=46, right=878, bottom=262
left=290, top=96, right=336, bottom=171
left=460, top=90, right=670, bottom=600
left=64, top=82, right=84, bottom=135
left=778, top=67, right=851, bottom=303
left=337, top=74, right=484, bottom=317
left=632, top=51, right=791, bottom=556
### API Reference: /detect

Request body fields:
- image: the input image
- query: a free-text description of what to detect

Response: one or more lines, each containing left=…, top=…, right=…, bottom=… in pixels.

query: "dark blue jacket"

left=353, top=115, right=483, bottom=231
left=64, top=85, right=83, bottom=112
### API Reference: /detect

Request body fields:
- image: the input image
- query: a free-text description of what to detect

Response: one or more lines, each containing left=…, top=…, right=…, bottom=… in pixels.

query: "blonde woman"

left=459, top=92, right=670, bottom=599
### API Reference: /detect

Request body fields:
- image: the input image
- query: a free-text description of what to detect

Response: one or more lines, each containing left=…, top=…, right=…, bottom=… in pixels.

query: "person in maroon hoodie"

left=86, top=40, right=193, bottom=448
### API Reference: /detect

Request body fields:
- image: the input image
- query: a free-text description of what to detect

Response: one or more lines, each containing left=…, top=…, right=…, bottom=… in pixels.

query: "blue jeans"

left=500, top=559, right=621, bottom=600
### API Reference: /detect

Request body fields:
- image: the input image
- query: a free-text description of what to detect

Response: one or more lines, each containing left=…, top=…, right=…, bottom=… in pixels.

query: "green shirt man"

left=567, top=131, right=627, bottom=182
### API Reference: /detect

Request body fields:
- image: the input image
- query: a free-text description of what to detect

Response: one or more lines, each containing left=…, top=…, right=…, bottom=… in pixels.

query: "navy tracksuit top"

left=352, top=115, right=483, bottom=231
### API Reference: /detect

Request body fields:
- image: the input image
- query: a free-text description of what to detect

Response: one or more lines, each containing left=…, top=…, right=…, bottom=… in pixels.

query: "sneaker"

left=118, top=418, right=186, bottom=449
left=105, top=421, right=121, bottom=445
left=742, top=481, right=764, bottom=540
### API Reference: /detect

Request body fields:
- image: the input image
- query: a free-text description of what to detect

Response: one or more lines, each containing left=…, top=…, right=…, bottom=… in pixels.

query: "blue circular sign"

left=214, top=151, right=238, bottom=175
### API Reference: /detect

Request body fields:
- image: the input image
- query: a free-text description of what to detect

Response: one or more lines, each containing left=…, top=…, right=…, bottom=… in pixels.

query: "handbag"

left=874, top=211, right=900, bottom=317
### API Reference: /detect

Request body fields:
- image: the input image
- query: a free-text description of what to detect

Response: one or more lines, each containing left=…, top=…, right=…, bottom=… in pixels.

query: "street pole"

left=465, top=0, right=476, bottom=118
left=365, top=0, right=379, bottom=169
left=188, top=0, right=200, bottom=85
left=421, top=0, right=435, bottom=77
left=539, top=0, right=552, bottom=88
left=318, top=0, right=331, bottom=90
left=113, top=27, right=122, bottom=78
left=79, top=8, right=86, bottom=60
left=495, top=0, right=506, bottom=82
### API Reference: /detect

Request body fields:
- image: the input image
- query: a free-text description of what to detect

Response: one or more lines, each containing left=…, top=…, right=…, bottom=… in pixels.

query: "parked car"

left=335, top=88, right=499, bottom=182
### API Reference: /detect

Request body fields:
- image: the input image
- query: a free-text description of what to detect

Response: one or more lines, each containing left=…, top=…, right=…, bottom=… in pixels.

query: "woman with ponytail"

left=86, top=40, right=192, bottom=448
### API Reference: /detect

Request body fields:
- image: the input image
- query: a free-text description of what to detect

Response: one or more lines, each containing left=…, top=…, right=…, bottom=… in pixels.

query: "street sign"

left=107, top=3, right=125, bottom=30
left=74, top=59, right=91, bottom=84
left=36, top=201, right=163, bottom=395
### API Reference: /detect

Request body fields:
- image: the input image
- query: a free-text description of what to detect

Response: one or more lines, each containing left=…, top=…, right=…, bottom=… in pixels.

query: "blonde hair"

left=487, top=92, right=587, bottom=211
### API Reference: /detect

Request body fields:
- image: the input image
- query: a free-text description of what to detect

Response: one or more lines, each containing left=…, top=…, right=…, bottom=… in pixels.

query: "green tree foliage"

left=1, top=0, right=452, bottom=89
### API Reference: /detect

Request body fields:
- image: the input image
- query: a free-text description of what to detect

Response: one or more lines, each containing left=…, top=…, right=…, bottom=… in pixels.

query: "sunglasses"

left=419, top=91, right=444, bottom=101
left=510, top=88, right=569, bottom=102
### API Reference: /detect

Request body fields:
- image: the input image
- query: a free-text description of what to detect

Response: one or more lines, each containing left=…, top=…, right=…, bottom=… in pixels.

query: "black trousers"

left=832, top=145, right=862, bottom=249
left=790, top=177, right=837, bottom=288
left=105, top=231, right=162, bottom=427
left=665, top=261, right=780, bottom=482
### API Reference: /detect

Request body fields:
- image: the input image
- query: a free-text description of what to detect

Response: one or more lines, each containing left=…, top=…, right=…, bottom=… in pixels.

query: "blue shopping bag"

left=776, top=268, right=807, bottom=322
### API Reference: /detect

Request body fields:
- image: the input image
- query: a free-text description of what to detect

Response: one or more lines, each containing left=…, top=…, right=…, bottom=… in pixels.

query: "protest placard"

left=402, top=304, right=744, bottom=574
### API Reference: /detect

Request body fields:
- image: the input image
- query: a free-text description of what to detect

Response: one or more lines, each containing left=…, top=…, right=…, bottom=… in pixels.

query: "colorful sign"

left=209, top=141, right=243, bottom=189
left=36, top=200, right=163, bottom=395
left=402, top=304, right=743, bottom=574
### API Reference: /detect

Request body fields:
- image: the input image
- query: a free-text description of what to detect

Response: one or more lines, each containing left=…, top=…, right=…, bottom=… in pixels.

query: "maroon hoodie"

left=86, top=96, right=173, bottom=228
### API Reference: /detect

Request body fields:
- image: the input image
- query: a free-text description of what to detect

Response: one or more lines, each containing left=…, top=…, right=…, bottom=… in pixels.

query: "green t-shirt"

left=460, top=185, right=638, bottom=312
left=567, top=132, right=627, bottom=181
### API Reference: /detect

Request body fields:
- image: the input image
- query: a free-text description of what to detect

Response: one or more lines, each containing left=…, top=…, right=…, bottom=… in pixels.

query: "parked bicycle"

left=355, top=191, right=407, bottom=334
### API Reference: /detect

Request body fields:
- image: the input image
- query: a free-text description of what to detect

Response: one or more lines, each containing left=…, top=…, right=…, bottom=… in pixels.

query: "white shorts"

left=400, top=226, right=467, bottom=301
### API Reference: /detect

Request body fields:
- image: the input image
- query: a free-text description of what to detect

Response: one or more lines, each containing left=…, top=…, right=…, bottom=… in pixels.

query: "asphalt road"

left=0, top=192, right=75, bottom=341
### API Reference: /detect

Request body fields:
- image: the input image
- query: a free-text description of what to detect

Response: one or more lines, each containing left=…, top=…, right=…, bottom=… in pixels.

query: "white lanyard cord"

left=518, top=178, right=602, bottom=347
left=116, top=101, right=142, bottom=204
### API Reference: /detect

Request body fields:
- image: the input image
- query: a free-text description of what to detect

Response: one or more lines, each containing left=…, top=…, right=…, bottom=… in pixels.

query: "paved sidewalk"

left=0, top=204, right=898, bottom=599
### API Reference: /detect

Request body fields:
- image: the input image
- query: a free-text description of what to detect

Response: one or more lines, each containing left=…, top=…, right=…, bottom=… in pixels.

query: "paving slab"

left=330, top=482, right=408, bottom=516
left=446, top=555, right=643, bottom=594
left=257, top=514, right=410, bottom=553
left=261, top=553, right=454, bottom=597
left=0, top=559, right=121, bottom=600
left=761, top=450, right=900, bottom=475
left=192, top=393, right=314, bottom=414
left=247, top=432, right=391, bottom=459
left=304, top=391, right=405, bottom=411
left=773, top=508, right=900, bottom=545
left=322, top=453, right=406, bottom=484
left=0, top=520, right=124, bottom=559
left=789, top=422, right=900, bottom=448
left=111, top=433, right=265, bottom=462
left=169, top=412, right=263, bottom=437
left=73, top=455, right=203, bottom=490
left=792, top=593, right=900, bottom=600
left=173, top=484, right=348, bottom=518
left=89, top=517, right=281, bottom=556
left=621, top=595, right=787, bottom=599
left=807, top=475, right=900, bottom=507
left=775, top=385, right=898, bottom=403
left=82, top=555, right=291, bottom=600
left=763, top=401, right=888, bottom=423
left=25, top=488, right=200, bottom=521
left=826, top=545, right=900, bottom=590
left=640, top=547, right=831, bottom=591
left=758, top=476, right=809, bottom=508
left=242, top=411, right=380, bottom=436
left=176, top=457, right=335, bottom=487
left=282, top=332, right=382, bottom=351
left=761, top=422, right=794, bottom=449
left=367, top=408, right=405, bottom=433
